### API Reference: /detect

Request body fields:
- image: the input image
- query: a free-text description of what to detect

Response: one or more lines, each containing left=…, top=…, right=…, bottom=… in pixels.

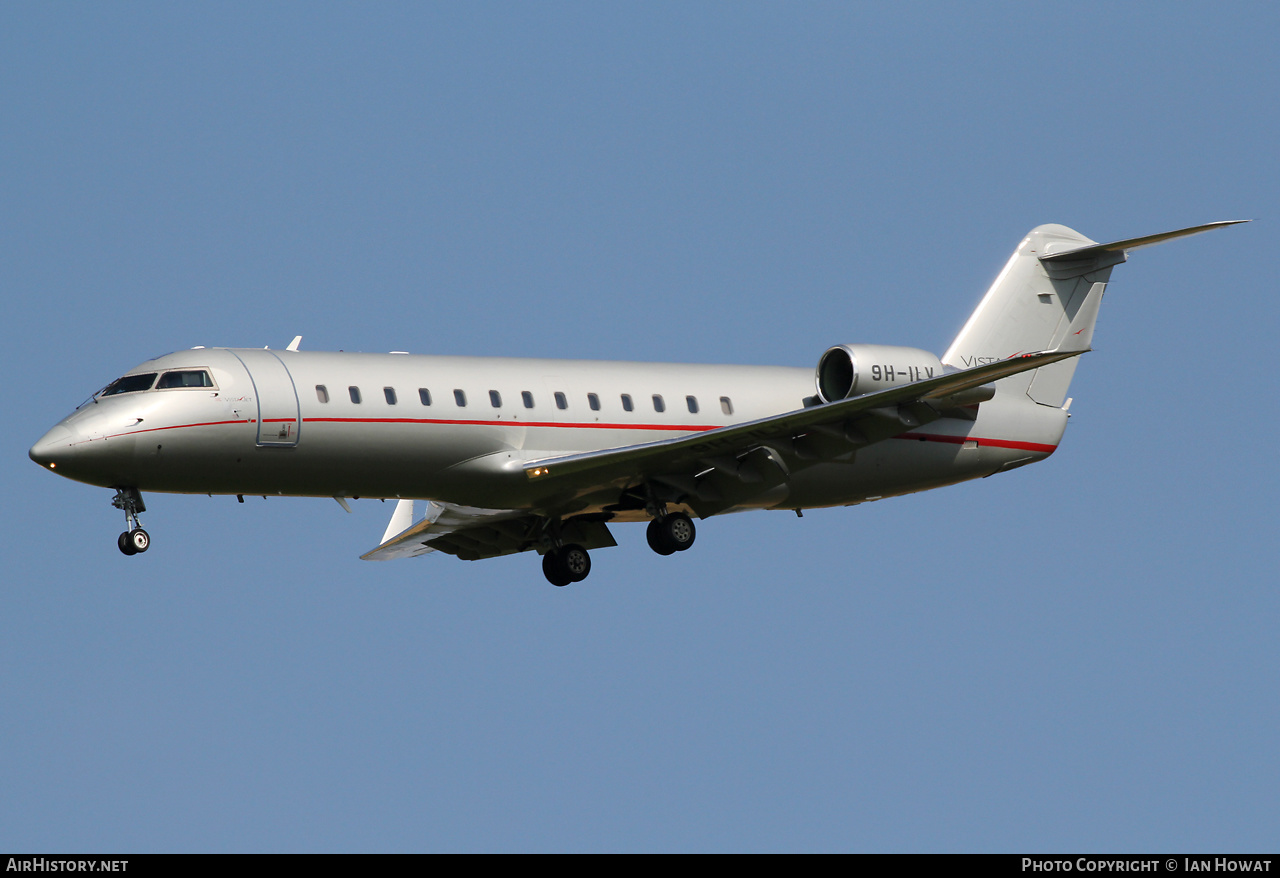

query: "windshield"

left=99, top=373, right=157, bottom=397
left=156, top=370, right=214, bottom=389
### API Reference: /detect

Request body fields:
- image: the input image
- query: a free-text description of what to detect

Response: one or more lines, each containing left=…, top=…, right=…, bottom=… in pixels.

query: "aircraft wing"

left=365, top=342, right=1086, bottom=561
left=521, top=347, right=1085, bottom=509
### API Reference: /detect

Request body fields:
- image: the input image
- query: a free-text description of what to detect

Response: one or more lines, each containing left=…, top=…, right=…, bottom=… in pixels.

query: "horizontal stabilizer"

left=1040, top=220, right=1248, bottom=266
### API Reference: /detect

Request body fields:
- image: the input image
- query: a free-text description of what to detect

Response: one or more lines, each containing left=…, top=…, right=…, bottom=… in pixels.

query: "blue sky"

left=3, top=2, right=1277, bottom=852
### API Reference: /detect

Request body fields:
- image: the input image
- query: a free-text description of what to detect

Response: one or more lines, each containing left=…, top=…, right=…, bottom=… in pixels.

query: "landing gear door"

left=230, top=350, right=302, bottom=447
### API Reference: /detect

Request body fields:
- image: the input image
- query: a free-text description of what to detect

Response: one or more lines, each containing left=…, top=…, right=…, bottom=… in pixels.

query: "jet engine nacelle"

left=815, top=344, right=944, bottom=403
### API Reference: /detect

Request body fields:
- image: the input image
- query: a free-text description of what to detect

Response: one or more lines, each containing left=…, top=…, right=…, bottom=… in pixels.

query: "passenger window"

left=555, top=392, right=568, bottom=410
left=454, top=389, right=467, bottom=407
left=489, top=390, right=502, bottom=408
left=349, top=386, right=362, bottom=404
left=652, top=394, right=665, bottom=413
left=522, top=391, right=534, bottom=409
left=587, top=393, right=600, bottom=411
left=621, top=394, right=634, bottom=412
left=157, top=370, right=214, bottom=389
left=316, top=385, right=329, bottom=403
left=720, top=396, right=733, bottom=415
left=384, top=387, right=397, bottom=405
left=418, top=388, right=432, bottom=406
left=100, top=373, right=157, bottom=396
left=686, top=395, right=698, bottom=414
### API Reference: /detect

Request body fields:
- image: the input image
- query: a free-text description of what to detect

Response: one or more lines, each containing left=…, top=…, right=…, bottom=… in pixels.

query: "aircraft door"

left=229, top=350, right=302, bottom=447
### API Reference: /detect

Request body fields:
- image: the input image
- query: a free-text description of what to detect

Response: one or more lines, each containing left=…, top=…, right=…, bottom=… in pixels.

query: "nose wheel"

left=118, top=528, right=150, bottom=555
left=111, top=487, right=151, bottom=556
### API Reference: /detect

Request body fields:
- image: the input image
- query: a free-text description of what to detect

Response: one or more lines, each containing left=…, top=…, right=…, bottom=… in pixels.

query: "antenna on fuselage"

left=286, top=336, right=302, bottom=352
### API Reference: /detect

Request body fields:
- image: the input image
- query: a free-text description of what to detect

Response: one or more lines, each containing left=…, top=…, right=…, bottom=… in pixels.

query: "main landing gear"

left=112, top=487, right=150, bottom=556
left=536, top=509, right=697, bottom=587
left=646, top=511, right=696, bottom=556
left=542, top=544, right=591, bottom=587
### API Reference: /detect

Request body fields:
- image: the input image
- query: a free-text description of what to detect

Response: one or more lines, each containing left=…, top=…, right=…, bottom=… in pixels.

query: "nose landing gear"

left=111, top=487, right=150, bottom=556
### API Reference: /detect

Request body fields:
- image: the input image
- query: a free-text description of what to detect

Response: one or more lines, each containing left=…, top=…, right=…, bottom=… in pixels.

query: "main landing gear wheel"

left=118, top=528, right=150, bottom=556
left=543, top=551, right=571, bottom=587
left=646, top=520, right=675, bottom=555
left=646, top=512, right=696, bottom=555
left=542, top=544, right=591, bottom=586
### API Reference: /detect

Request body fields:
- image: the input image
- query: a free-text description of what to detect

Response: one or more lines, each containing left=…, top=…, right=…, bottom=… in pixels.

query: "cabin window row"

left=315, top=384, right=734, bottom=415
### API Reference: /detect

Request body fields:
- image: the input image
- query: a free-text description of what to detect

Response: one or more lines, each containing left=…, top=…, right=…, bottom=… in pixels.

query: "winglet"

left=381, top=498, right=416, bottom=544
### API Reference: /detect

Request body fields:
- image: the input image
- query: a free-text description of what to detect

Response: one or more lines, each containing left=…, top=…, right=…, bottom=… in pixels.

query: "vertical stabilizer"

left=943, top=220, right=1245, bottom=407
left=943, top=224, right=1116, bottom=407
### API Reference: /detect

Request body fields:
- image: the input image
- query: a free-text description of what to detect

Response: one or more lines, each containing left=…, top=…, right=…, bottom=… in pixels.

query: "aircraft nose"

left=29, top=424, right=75, bottom=469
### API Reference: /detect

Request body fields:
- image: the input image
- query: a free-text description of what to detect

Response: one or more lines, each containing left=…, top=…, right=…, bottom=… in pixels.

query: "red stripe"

left=98, top=419, right=1055, bottom=455
left=303, top=417, right=718, bottom=432
left=99, top=416, right=716, bottom=441
left=897, top=432, right=1057, bottom=454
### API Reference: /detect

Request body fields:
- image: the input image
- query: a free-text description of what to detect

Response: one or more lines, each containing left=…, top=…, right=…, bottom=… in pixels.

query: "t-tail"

left=943, top=220, right=1246, bottom=407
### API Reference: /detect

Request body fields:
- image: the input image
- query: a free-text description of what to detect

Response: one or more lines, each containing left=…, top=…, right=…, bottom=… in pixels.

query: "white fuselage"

left=31, top=346, right=1068, bottom=520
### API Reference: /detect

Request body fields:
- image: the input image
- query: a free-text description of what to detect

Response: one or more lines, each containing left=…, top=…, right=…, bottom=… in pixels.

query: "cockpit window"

left=156, top=370, right=214, bottom=389
left=100, top=373, right=158, bottom=396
